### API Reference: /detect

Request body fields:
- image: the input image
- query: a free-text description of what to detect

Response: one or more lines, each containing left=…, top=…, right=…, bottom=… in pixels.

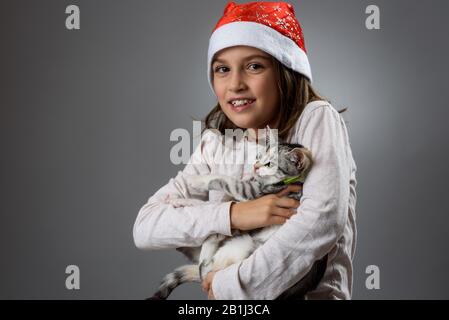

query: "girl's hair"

left=203, top=55, right=347, bottom=141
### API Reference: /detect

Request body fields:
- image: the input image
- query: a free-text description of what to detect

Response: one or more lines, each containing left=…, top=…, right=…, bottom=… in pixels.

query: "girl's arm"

left=211, top=104, right=354, bottom=299
left=133, top=131, right=234, bottom=250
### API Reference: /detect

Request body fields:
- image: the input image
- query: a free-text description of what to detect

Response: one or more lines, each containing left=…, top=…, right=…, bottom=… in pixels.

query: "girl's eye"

left=214, top=64, right=263, bottom=74
left=248, top=63, right=263, bottom=71
left=214, top=66, right=228, bottom=73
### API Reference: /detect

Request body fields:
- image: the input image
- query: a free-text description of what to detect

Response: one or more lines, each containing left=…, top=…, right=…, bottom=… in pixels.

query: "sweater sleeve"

left=211, top=105, right=351, bottom=299
left=133, top=131, right=234, bottom=250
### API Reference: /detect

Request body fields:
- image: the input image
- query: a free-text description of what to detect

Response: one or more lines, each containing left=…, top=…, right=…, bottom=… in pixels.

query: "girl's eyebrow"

left=213, top=54, right=271, bottom=64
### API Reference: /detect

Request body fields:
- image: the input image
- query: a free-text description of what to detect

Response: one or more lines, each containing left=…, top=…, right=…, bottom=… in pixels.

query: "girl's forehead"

left=213, top=46, right=271, bottom=63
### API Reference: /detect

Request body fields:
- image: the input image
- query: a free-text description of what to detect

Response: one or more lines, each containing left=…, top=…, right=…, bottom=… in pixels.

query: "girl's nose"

left=229, top=71, right=246, bottom=91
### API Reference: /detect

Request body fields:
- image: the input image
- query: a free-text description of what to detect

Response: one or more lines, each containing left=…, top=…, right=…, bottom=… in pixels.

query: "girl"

left=133, top=1, right=357, bottom=300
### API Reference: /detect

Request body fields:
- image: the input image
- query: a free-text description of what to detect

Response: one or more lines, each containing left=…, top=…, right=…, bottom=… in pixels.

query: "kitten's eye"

left=265, top=162, right=272, bottom=167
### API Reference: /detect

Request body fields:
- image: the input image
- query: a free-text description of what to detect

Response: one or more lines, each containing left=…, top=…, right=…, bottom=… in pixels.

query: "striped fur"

left=148, top=264, right=200, bottom=300
left=149, top=142, right=327, bottom=299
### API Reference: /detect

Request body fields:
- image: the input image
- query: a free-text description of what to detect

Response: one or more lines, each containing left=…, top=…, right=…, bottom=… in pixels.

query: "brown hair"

left=203, top=56, right=347, bottom=140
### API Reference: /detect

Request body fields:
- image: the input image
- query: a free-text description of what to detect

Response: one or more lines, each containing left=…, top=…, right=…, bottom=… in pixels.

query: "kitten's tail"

left=147, top=264, right=200, bottom=300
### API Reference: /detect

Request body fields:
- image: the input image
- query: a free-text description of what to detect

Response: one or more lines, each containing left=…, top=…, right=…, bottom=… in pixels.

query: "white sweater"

left=133, top=100, right=357, bottom=300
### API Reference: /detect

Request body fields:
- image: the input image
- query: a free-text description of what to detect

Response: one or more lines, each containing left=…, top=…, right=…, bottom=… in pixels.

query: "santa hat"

left=207, top=1, right=312, bottom=93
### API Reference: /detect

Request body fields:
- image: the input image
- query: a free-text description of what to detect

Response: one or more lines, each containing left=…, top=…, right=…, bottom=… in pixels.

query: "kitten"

left=149, top=133, right=328, bottom=300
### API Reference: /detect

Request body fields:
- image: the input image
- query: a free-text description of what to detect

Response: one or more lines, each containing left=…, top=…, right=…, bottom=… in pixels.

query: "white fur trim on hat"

left=207, top=21, right=312, bottom=93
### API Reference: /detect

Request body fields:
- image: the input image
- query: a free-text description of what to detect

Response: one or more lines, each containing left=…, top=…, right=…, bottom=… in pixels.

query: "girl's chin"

left=228, top=117, right=262, bottom=130
left=223, top=110, right=265, bottom=129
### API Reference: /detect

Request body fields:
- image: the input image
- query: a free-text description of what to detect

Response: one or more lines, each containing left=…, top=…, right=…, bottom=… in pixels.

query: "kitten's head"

left=254, top=142, right=312, bottom=179
left=253, top=128, right=312, bottom=180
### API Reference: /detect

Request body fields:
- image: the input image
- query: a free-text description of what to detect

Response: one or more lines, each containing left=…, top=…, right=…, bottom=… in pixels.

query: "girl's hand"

left=201, top=271, right=216, bottom=300
left=230, top=184, right=302, bottom=231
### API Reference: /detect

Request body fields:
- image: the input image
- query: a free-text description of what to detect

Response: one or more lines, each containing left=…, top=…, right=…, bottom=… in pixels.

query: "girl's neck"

left=249, top=119, right=279, bottom=142
left=247, top=129, right=278, bottom=144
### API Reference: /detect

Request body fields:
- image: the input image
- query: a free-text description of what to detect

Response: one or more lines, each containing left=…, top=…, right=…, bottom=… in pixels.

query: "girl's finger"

left=202, top=281, right=209, bottom=292
left=288, top=184, right=303, bottom=192
left=276, top=197, right=300, bottom=209
left=269, top=215, right=288, bottom=226
left=275, top=184, right=302, bottom=197
left=275, top=188, right=290, bottom=198
left=273, top=207, right=297, bottom=218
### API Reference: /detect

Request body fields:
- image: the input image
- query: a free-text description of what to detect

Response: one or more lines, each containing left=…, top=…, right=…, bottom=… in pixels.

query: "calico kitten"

left=149, top=133, right=328, bottom=300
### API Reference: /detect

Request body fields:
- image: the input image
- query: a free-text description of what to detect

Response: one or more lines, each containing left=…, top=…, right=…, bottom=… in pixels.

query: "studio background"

left=1, top=0, right=448, bottom=299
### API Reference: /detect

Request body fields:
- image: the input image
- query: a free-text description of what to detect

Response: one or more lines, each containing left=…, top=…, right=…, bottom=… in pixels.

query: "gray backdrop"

left=1, top=0, right=448, bottom=299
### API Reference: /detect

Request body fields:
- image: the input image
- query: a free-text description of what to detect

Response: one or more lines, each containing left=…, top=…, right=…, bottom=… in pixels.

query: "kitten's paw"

left=190, top=176, right=212, bottom=191
left=168, top=198, right=205, bottom=208
left=163, top=194, right=188, bottom=208
left=199, top=259, right=214, bottom=281
left=166, top=198, right=188, bottom=208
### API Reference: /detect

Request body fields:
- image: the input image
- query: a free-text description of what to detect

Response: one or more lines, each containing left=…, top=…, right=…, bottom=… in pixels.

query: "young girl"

left=133, top=1, right=357, bottom=300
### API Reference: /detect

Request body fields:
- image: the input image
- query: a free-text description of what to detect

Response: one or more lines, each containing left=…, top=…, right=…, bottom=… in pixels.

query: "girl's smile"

left=228, top=98, right=256, bottom=113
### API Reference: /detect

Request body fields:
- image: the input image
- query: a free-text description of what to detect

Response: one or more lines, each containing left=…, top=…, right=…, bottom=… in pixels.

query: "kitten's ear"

left=287, top=148, right=300, bottom=164
left=264, top=125, right=270, bottom=147
left=288, top=148, right=313, bottom=170
left=265, top=125, right=278, bottom=148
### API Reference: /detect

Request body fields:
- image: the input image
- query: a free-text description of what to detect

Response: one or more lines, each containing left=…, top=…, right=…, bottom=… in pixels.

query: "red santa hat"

left=207, top=1, right=312, bottom=92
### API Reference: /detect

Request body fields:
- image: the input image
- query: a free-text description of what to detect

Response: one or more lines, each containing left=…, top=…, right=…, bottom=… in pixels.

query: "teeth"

left=231, top=99, right=253, bottom=106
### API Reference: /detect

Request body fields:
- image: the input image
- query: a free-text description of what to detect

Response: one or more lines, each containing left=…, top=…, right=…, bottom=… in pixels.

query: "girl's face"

left=212, top=46, right=280, bottom=130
